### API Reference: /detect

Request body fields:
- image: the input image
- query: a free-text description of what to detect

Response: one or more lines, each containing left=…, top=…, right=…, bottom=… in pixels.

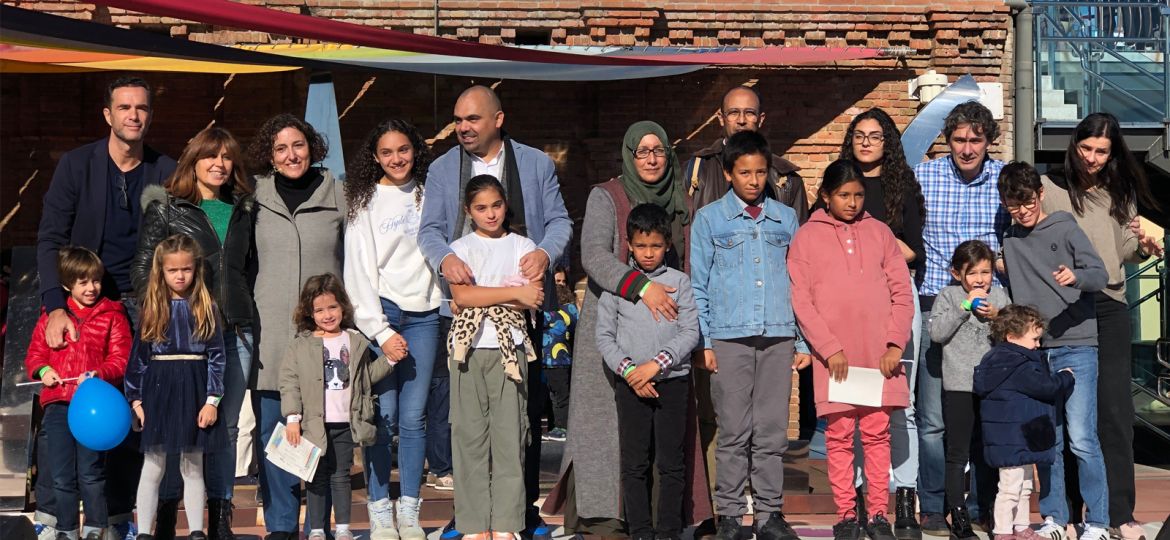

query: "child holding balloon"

left=25, top=246, right=131, bottom=540
left=125, top=234, right=226, bottom=540
left=928, top=239, right=1010, bottom=540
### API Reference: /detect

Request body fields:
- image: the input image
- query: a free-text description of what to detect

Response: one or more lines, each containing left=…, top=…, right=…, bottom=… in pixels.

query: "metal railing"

left=1033, top=0, right=1170, bottom=123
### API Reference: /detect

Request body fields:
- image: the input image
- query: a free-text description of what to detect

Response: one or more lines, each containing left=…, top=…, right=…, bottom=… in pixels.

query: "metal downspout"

left=1007, top=0, right=1035, bottom=161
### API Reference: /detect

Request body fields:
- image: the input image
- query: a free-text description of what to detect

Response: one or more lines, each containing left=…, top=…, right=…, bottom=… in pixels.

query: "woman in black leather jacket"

left=130, top=126, right=254, bottom=540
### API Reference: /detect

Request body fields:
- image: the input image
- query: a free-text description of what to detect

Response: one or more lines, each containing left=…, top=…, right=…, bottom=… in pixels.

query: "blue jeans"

left=43, top=403, right=108, bottom=535
left=257, top=391, right=301, bottom=533
left=889, top=285, right=921, bottom=490
left=363, top=298, right=439, bottom=501
left=1039, top=346, right=1109, bottom=528
left=427, top=367, right=453, bottom=477
left=916, top=304, right=947, bottom=515
left=206, top=327, right=252, bottom=499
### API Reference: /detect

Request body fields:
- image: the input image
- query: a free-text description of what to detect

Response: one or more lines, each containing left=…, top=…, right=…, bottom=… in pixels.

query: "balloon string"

left=16, top=376, right=81, bottom=387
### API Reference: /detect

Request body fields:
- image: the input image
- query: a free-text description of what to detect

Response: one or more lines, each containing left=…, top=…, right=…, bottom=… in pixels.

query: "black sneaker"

left=715, top=515, right=745, bottom=540
left=188, top=533, right=208, bottom=540
left=84, top=532, right=103, bottom=540
left=920, top=513, right=950, bottom=537
left=833, top=517, right=864, bottom=540
left=866, top=514, right=898, bottom=540
left=694, top=518, right=718, bottom=540
left=756, top=511, right=801, bottom=540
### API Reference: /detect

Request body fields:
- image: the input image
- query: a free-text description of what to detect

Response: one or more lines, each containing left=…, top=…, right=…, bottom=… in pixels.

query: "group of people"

left=21, top=74, right=1164, bottom=540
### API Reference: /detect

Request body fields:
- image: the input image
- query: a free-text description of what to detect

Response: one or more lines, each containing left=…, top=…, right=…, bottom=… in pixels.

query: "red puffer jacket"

left=25, top=297, right=132, bottom=406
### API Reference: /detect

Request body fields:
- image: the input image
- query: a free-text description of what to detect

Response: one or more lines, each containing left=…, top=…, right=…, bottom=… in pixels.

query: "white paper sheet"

left=827, top=366, right=885, bottom=407
left=264, top=422, right=322, bottom=482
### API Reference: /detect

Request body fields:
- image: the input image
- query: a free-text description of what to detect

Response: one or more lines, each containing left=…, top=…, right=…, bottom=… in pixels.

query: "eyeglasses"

left=851, top=131, right=885, bottom=145
left=114, top=173, right=129, bottom=210
left=633, top=147, right=668, bottom=159
left=1006, top=199, right=1038, bottom=212
left=723, top=108, right=759, bottom=120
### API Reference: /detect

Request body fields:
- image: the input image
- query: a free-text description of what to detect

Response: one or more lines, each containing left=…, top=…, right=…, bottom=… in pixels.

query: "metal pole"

left=1008, top=0, right=1035, bottom=162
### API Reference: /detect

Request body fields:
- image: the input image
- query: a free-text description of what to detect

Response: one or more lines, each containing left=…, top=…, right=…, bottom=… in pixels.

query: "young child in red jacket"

left=789, top=160, right=915, bottom=540
left=25, top=247, right=132, bottom=540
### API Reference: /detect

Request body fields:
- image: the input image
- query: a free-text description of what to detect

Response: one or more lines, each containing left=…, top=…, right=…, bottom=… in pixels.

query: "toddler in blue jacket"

left=973, top=305, right=1074, bottom=540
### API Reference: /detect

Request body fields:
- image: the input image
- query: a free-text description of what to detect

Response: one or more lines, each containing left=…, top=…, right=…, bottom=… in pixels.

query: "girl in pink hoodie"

left=789, top=159, right=915, bottom=540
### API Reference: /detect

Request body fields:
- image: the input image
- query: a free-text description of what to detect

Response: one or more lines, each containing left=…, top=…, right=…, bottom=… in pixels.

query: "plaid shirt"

left=913, top=155, right=1011, bottom=297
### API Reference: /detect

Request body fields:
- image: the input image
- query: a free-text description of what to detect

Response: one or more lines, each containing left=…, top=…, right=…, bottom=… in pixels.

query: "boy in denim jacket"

left=691, top=131, right=811, bottom=540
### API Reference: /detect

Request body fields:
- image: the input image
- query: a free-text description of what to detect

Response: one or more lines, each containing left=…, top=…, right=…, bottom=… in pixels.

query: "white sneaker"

left=34, top=523, right=57, bottom=540
left=1039, top=518, right=1067, bottom=540
left=1081, top=526, right=1110, bottom=540
left=368, top=498, right=400, bottom=540
left=396, top=496, right=426, bottom=540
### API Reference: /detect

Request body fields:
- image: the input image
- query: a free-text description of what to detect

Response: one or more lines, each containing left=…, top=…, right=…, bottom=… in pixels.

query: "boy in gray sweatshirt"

left=997, top=161, right=1110, bottom=540
left=596, top=203, right=699, bottom=540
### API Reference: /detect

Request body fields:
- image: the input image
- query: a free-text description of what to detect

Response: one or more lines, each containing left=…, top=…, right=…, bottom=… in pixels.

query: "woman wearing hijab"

left=547, top=121, right=712, bottom=533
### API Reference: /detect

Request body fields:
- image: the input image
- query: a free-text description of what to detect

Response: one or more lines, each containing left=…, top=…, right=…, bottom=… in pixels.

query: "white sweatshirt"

left=344, top=181, right=442, bottom=345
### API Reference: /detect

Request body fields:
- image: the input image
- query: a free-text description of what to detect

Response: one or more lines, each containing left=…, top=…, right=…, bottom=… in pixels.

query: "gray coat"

left=252, top=169, right=347, bottom=392
left=929, top=285, right=1011, bottom=392
left=595, top=262, right=699, bottom=380
left=279, top=330, right=392, bottom=451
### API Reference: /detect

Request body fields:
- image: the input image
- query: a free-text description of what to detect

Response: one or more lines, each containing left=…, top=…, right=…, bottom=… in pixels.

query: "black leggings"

left=307, top=423, right=355, bottom=530
left=943, top=391, right=995, bottom=515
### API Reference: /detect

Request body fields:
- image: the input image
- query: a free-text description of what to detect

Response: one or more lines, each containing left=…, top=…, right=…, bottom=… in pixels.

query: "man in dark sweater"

left=34, top=76, right=176, bottom=540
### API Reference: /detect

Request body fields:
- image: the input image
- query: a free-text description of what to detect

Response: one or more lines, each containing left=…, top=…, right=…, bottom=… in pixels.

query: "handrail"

left=1033, top=0, right=1169, bottom=122
left=1127, top=257, right=1163, bottom=282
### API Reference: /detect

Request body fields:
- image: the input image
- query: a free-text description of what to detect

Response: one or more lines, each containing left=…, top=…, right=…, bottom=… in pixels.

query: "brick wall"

left=1, top=0, right=1018, bottom=440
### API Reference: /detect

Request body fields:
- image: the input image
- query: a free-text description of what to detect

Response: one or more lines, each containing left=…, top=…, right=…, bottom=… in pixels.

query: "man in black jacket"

left=34, top=76, right=176, bottom=540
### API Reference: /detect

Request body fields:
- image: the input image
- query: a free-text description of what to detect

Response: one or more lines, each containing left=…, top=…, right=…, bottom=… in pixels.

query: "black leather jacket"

left=131, top=184, right=256, bottom=327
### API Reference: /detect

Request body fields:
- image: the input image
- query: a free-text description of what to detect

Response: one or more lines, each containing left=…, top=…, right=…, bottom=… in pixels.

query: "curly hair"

left=1064, top=112, right=1161, bottom=223
left=943, top=101, right=1000, bottom=143
left=990, top=304, right=1047, bottom=343
left=246, top=113, right=329, bottom=176
left=838, top=108, right=926, bottom=235
left=293, top=273, right=355, bottom=335
left=345, top=119, right=432, bottom=223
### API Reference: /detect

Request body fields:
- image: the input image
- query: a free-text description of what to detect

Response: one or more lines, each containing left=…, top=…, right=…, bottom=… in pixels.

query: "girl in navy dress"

left=126, top=234, right=227, bottom=540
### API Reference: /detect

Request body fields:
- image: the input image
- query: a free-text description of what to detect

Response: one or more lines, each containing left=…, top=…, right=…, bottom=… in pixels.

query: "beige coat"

left=278, top=329, right=392, bottom=451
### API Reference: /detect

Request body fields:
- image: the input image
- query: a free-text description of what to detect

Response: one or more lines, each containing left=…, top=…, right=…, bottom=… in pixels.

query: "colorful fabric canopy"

left=1, top=3, right=886, bottom=80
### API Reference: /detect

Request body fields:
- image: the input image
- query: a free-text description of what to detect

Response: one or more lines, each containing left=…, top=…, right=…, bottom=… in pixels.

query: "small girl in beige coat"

left=279, top=273, right=396, bottom=540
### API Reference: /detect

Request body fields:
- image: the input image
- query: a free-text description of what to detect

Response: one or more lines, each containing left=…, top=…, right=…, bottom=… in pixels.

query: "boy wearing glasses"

left=996, top=161, right=1110, bottom=540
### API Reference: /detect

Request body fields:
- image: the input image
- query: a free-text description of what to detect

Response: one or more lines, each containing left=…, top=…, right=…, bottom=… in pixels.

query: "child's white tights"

left=137, top=451, right=206, bottom=533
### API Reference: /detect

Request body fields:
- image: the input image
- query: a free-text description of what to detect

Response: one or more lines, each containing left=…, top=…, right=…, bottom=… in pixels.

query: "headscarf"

left=619, top=120, right=690, bottom=226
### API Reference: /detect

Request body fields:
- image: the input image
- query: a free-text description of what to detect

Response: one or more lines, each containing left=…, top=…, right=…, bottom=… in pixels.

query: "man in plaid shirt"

left=911, top=101, right=1010, bottom=535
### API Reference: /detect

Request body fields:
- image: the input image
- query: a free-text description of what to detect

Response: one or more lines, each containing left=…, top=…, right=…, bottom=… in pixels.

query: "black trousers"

left=1066, top=295, right=1135, bottom=526
left=545, top=367, right=572, bottom=430
left=307, top=423, right=355, bottom=531
left=616, top=376, right=689, bottom=537
left=943, top=391, right=996, bottom=516
left=525, top=319, right=546, bottom=519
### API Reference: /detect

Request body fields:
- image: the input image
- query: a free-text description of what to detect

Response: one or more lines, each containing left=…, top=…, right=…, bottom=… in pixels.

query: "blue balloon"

left=68, top=378, right=131, bottom=451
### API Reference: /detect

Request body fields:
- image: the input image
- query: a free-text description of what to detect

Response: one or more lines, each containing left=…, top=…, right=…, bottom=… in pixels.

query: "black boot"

left=206, top=499, right=235, bottom=540
left=894, top=487, right=922, bottom=540
left=154, top=499, right=180, bottom=540
left=947, top=506, right=978, bottom=540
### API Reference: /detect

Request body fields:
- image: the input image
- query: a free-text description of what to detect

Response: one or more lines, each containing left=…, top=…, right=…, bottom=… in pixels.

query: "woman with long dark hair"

left=248, top=113, right=347, bottom=540
left=836, top=108, right=928, bottom=538
left=1040, top=112, right=1163, bottom=540
left=342, top=119, right=441, bottom=540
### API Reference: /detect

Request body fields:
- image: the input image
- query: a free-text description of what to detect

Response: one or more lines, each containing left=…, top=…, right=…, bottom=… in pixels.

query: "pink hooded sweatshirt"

left=789, top=208, right=915, bottom=417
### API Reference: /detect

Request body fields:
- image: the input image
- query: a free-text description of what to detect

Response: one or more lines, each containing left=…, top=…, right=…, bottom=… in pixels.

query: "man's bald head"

left=718, top=85, right=765, bottom=139
left=454, top=85, right=505, bottom=158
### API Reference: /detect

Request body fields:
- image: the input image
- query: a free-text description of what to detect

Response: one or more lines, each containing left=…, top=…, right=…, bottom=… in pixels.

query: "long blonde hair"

left=140, top=234, right=217, bottom=343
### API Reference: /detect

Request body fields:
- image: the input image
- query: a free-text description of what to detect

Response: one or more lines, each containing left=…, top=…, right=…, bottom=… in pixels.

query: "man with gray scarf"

left=417, top=85, right=572, bottom=540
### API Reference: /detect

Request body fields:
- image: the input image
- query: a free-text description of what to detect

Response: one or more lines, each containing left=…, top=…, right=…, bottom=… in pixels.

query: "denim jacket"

left=690, top=190, right=808, bottom=351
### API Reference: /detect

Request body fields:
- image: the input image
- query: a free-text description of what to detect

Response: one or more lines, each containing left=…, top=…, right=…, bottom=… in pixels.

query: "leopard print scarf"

left=447, top=305, right=536, bottom=382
